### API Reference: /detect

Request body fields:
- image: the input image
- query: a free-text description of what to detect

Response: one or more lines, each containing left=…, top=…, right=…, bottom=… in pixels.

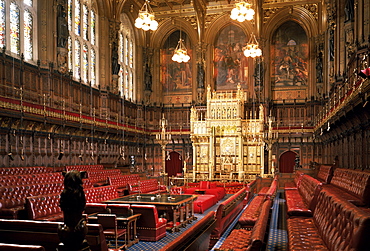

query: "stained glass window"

left=0, top=0, right=5, bottom=48
left=125, top=69, right=129, bottom=98
left=10, top=2, right=20, bottom=54
left=90, top=48, right=96, bottom=86
left=119, top=33, right=123, bottom=62
left=74, top=0, right=80, bottom=36
left=83, top=44, right=88, bottom=82
left=125, top=36, right=128, bottom=66
left=1, top=1, right=36, bottom=60
left=118, top=14, right=135, bottom=101
left=68, top=0, right=98, bottom=86
left=24, top=9, right=33, bottom=60
left=75, top=39, right=80, bottom=78
left=68, top=37, right=72, bottom=70
left=24, top=0, right=32, bottom=6
left=68, top=0, right=72, bottom=31
left=129, top=40, right=133, bottom=68
left=83, top=5, right=88, bottom=40
left=90, top=10, right=95, bottom=45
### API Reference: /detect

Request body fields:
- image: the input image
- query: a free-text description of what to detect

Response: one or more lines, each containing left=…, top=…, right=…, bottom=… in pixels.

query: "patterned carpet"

left=120, top=191, right=289, bottom=250
left=125, top=195, right=230, bottom=251
left=266, top=190, right=288, bottom=251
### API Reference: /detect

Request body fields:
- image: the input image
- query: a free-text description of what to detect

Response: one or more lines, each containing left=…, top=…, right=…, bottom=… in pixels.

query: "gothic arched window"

left=118, top=14, right=135, bottom=101
left=0, top=0, right=36, bottom=61
left=67, top=0, right=97, bottom=86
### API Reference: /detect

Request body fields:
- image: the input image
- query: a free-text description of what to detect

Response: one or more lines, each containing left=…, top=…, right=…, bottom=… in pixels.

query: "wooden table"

left=104, top=194, right=197, bottom=232
left=87, top=213, right=140, bottom=248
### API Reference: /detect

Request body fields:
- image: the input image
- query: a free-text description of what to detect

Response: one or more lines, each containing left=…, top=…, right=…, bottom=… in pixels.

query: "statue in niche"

left=345, top=0, right=354, bottom=22
left=254, top=59, right=264, bottom=87
left=112, top=42, right=121, bottom=75
left=144, top=63, right=152, bottom=91
left=197, top=62, right=205, bottom=88
left=57, top=2, right=69, bottom=48
left=316, top=51, right=323, bottom=83
left=329, top=29, right=335, bottom=61
left=58, top=170, right=89, bottom=251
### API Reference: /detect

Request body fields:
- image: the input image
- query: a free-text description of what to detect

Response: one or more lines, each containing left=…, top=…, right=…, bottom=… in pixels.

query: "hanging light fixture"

left=230, top=1, right=255, bottom=22
left=172, top=38, right=190, bottom=63
left=135, top=0, right=158, bottom=31
left=172, top=4, right=190, bottom=63
left=243, top=33, right=262, bottom=58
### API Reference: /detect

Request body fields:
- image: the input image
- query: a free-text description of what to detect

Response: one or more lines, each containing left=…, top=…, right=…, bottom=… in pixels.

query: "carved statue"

left=316, top=51, right=323, bottom=83
left=345, top=0, right=354, bottom=22
left=57, top=3, right=69, bottom=48
left=197, top=62, right=205, bottom=88
left=112, top=42, right=120, bottom=75
left=58, top=170, right=89, bottom=251
left=144, top=63, right=152, bottom=91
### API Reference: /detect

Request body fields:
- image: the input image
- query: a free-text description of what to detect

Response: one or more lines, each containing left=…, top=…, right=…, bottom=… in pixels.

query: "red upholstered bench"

left=193, top=195, right=217, bottom=214
left=285, top=174, right=322, bottom=217
left=130, top=204, right=167, bottom=241
left=285, top=171, right=305, bottom=190
left=0, top=243, right=45, bottom=251
left=323, top=168, right=370, bottom=207
left=159, top=211, right=216, bottom=251
left=287, top=189, right=370, bottom=251
left=218, top=199, right=272, bottom=251
left=238, top=195, right=266, bottom=228
left=316, top=164, right=334, bottom=184
left=210, top=188, right=247, bottom=248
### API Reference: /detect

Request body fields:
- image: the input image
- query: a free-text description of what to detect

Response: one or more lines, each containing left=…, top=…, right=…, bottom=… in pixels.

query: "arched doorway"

left=279, top=151, right=297, bottom=173
left=165, top=151, right=183, bottom=177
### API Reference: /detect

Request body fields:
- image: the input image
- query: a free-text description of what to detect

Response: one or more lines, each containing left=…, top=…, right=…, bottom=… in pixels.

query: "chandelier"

left=172, top=38, right=190, bottom=63
left=134, top=0, right=158, bottom=31
left=243, top=33, right=262, bottom=58
left=230, top=1, right=255, bottom=22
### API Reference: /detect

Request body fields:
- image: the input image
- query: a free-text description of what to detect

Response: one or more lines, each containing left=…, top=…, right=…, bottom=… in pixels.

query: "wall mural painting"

left=214, top=25, right=249, bottom=90
left=161, top=30, right=192, bottom=97
left=271, top=21, right=308, bottom=100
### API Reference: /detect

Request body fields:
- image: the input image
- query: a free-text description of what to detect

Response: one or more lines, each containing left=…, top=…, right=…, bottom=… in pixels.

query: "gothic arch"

left=204, top=14, right=255, bottom=90
left=262, top=6, right=320, bottom=99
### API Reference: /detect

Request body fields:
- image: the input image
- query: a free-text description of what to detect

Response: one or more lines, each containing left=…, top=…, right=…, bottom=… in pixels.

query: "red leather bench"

left=65, top=164, right=104, bottom=172
left=0, top=173, right=64, bottom=187
left=284, top=171, right=305, bottom=190
left=239, top=176, right=277, bottom=228
left=193, top=194, right=217, bottom=214
left=0, top=166, right=51, bottom=176
left=108, top=174, right=140, bottom=195
left=159, top=211, right=216, bottom=251
left=0, top=182, right=64, bottom=219
left=323, top=168, right=370, bottom=207
left=0, top=243, right=45, bottom=251
left=210, top=188, right=247, bottom=248
left=25, top=194, right=63, bottom=221
left=315, top=164, right=334, bottom=184
left=86, top=169, right=121, bottom=187
left=84, top=203, right=109, bottom=215
left=84, top=185, right=118, bottom=203
left=0, top=219, right=109, bottom=251
left=130, top=204, right=167, bottom=241
left=287, top=189, right=370, bottom=250
left=238, top=195, right=266, bottom=228
left=285, top=174, right=322, bottom=217
left=219, top=199, right=272, bottom=250
left=129, top=179, right=167, bottom=194
left=184, top=181, right=226, bottom=201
